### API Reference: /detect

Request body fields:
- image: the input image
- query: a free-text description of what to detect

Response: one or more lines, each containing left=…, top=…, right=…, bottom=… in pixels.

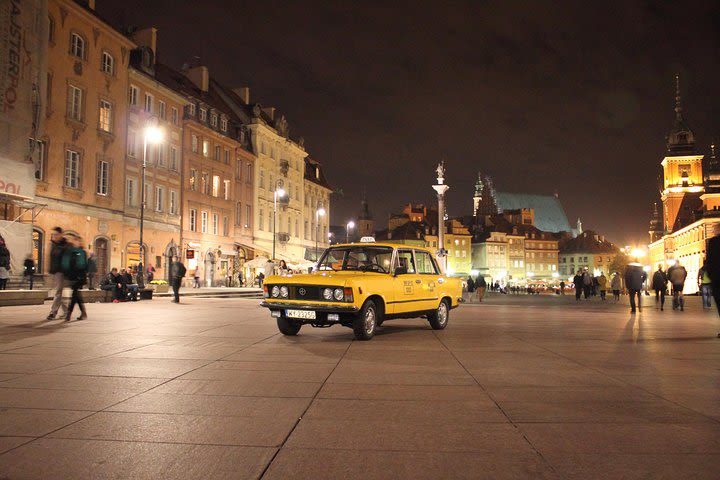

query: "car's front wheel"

left=428, top=299, right=450, bottom=330
left=353, top=300, right=378, bottom=340
left=277, top=316, right=302, bottom=336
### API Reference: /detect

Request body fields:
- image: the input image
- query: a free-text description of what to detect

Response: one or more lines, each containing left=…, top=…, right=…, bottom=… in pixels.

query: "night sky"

left=99, top=0, right=720, bottom=245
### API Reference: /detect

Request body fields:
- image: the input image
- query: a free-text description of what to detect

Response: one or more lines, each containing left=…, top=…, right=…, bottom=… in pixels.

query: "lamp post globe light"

left=137, top=119, right=164, bottom=290
left=272, top=187, right=286, bottom=261
left=346, top=220, right=355, bottom=243
left=315, top=207, right=326, bottom=261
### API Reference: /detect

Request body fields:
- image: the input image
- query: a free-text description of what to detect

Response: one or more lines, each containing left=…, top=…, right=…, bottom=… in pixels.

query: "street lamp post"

left=137, top=120, right=163, bottom=290
left=346, top=220, right=355, bottom=243
left=432, top=161, right=450, bottom=273
left=316, top=207, right=326, bottom=260
left=272, top=187, right=286, bottom=261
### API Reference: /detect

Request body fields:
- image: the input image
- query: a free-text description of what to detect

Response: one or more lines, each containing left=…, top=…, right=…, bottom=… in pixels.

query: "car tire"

left=277, top=317, right=302, bottom=336
left=353, top=300, right=378, bottom=340
left=428, top=299, right=450, bottom=330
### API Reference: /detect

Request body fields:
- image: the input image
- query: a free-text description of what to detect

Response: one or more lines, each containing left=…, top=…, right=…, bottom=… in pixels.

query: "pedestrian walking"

left=698, top=262, right=712, bottom=309
left=652, top=265, right=668, bottom=311
left=61, top=233, right=87, bottom=321
left=559, top=280, right=565, bottom=295
left=23, top=254, right=35, bottom=290
left=257, top=271, right=265, bottom=287
left=0, top=236, right=10, bottom=290
left=582, top=269, right=592, bottom=299
left=476, top=275, right=486, bottom=302
left=466, top=276, right=475, bottom=302
left=47, top=227, right=69, bottom=320
left=573, top=270, right=583, bottom=301
left=624, top=262, right=647, bottom=314
left=704, top=230, right=720, bottom=318
left=147, top=264, right=155, bottom=283
left=170, top=256, right=186, bottom=303
left=667, top=261, right=688, bottom=311
left=86, top=253, right=97, bottom=290
left=193, top=268, right=201, bottom=288
left=611, top=271, right=622, bottom=301
left=597, top=272, right=608, bottom=301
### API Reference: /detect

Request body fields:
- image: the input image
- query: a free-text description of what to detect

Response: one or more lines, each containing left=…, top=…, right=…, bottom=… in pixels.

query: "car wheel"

left=277, top=316, right=302, bottom=336
left=353, top=300, right=377, bottom=340
left=428, top=299, right=450, bottom=330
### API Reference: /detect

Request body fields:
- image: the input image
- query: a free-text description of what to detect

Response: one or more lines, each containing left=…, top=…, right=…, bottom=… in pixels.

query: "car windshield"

left=317, top=246, right=393, bottom=273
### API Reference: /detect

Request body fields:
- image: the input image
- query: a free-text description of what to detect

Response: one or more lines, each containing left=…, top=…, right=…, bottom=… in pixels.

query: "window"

left=203, top=140, right=209, bottom=157
left=259, top=169, right=265, bottom=188
left=171, top=107, right=178, bottom=125
left=261, top=142, right=266, bottom=154
left=189, top=168, right=197, bottom=190
left=214, top=145, right=220, bottom=161
left=212, top=175, right=220, bottom=197
left=64, top=149, right=80, bottom=188
left=304, top=220, right=308, bottom=239
left=224, top=149, right=230, bottom=165
left=98, top=100, right=112, bottom=133
left=188, top=103, right=196, bottom=116
left=223, top=179, right=230, bottom=200
left=170, top=190, right=177, bottom=215
left=70, top=33, right=85, bottom=59
left=236, top=160, right=242, bottom=180
left=245, top=205, right=251, bottom=227
left=128, top=85, right=139, bottom=106
left=191, top=134, right=198, bottom=153
left=101, top=52, right=114, bottom=74
left=144, top=93, right=153, bottom=113
left=246, top=163, right=252, bottom=183
left=29, top=138, right=46, bottom=181
left=235, top=202, right=242, bottom=225
left=67, top=85, right=83, bottom=122
left=202, top=172, right=210, bottom=195
left=259, top=209, right=264, bottom=231
left=416, top=251, right=439, bottom=274
left=48, top=16, right=55, bottom=43
left=210, top=113, right=218, bottom=127
left=295, top=219, right=299, bottom=237
left=169, top=146, right=178, bottom=171
left=223, top=216, right=229, bottom=236
left=144, top=183, right=151, bottom=205
left=212, top=214, right=219, bottom=235
left=199, top=108, right=207, bottom=121
left=395, top=250, right=416, bottom=273
left=201, top=211, right=208, bottom=233
left=127, top=130, right=137, bottom=157
left=157, top=143, right=165, bottom=166
left=96, top=159, right=109, bottom=195
left=221, top=117, right=227, bottom=132
left=158, top=101, right=166, bottom=120
left=189, top=209, right=197, bottom=231
left=155, top=186, right=164, bottom=212
left=126, top=178, right=136, bottom=206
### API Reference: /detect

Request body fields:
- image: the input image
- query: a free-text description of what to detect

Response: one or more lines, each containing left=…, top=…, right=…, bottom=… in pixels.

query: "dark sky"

left=99, top=0, right=720, bottom=245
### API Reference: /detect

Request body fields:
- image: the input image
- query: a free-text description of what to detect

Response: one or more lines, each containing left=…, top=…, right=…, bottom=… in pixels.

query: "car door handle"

left=437, top=278, right=444, bottom=284
left=415, top=279, right=422, bottom=284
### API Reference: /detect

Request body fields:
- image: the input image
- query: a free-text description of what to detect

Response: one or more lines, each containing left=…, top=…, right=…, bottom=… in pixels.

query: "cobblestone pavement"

left=0, top=295, right=719, bottom=479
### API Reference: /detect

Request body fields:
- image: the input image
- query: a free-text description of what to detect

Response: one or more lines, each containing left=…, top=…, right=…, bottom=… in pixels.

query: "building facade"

left=558, top=231, right=619, bottom=279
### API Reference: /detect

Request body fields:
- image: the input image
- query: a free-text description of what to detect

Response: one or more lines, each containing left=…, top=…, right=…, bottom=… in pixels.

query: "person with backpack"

left=47, top=227, right=69, bottom=320
left=698, top=262, right=712, bottom=309
left=170, top=256, right=186, bottom=303
left=667, top=260, right=688, bottom=311
left=652, top=265, right=668, bottom=311
left=61, top=233, right=88, bottom=321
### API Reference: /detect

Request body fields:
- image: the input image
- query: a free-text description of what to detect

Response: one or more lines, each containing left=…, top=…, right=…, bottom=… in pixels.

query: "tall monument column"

left=432, top=162, right=450, bottom=272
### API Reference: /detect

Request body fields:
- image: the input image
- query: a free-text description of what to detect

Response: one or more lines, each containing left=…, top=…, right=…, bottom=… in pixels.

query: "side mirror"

left=394, top=266, right=408, bottom=276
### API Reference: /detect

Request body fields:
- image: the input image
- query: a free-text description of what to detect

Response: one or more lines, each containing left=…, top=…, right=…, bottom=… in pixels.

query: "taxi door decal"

left=403, top=280, right=413, bottom=295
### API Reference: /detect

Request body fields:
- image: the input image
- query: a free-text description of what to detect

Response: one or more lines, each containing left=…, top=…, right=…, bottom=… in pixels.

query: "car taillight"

left=343, top=287, right=354, bottom=303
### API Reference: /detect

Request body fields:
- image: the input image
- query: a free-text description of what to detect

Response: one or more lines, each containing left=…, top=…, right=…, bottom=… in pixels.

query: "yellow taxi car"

left=260, top=242, right=463, bottom=340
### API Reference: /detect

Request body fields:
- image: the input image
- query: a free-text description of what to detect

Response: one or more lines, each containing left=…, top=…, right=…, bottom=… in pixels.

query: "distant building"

left=495, top=192, right=572, bottom=234
left=648, top=76, right=720, bottom=293
left=558, top=230, right=620, bottom=279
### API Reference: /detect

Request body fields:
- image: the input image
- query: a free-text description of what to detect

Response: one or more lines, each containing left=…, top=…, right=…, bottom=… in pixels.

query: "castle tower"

left=357, top=190, right=374, bottom=238
left=660, top=75, right=705, bottom=232
left=472, top=172, right=482, bottom=217
left=649, top=202, right=663, bottom=243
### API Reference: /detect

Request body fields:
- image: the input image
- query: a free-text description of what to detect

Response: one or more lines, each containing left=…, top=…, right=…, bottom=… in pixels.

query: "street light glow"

left=145, top=126, right=164, bottom=144
left=276, top=188, right=286, bottom=198
left=317, top=207, right=326, bottom=217
left=631, top=248, right=646, bottom=258
left=347, top=220, right=355, bottom=229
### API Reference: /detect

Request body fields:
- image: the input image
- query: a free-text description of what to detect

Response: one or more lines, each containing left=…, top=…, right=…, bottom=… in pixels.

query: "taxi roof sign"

left=359, top=236, right=376, bottom=243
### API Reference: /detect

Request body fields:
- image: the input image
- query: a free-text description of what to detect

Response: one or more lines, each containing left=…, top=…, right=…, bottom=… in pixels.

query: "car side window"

left=414, top=250, right=438, bottom=274
left=394, top=250, right=416, bottom=274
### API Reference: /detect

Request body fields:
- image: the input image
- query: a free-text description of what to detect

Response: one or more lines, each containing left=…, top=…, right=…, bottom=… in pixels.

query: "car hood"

left=265, top=270, right=386, bottom=285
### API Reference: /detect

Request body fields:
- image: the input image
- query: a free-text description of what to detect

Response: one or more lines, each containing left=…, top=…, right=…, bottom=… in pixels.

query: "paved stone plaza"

left=0, top=294, right=719, bottom=479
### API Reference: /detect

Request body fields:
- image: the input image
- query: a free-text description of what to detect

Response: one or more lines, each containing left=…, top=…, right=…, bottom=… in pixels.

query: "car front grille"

left=289, top=285, right=321, bottom=301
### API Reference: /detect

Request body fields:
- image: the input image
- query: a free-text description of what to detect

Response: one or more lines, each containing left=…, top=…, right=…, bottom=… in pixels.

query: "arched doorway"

left=164, top=241, right=178, bottom=282
left=125, top=241, right=147, bottom=271
left=32, top=229, right=44, bottom=274
left=204, top=250, right=216, bottom=286
left=93, top=237, right=109, bottom=277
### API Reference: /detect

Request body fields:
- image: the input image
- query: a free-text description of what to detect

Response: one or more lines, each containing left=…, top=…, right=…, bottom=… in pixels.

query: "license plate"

left=286, top=309, right=316, bottom=320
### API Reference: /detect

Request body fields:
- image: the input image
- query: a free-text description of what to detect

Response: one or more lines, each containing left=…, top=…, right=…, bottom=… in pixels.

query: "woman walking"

left=611, top=271, right=622, bottom=301
left=62, top=233, right=88, bottom=321
left=0, top=236, right=10, bottom=290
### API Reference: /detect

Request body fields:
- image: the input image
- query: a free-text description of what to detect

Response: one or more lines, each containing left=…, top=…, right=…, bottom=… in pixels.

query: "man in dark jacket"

left=100, top=268, right=125, bottom=302
left=705, top=230, right=720, bottom=317
left=23, top=255, right=35, bottom=290
left=667, top=261, right=688, bottom=311
left=573, top=271, right=583, bottom=301
left=86, top=253, right=98, bottom=290
left=652, top=266, right=668, bottom=311
left=47, top=227, right=68, bottom=320
left=121, top=268, right=139, bottom=301
left=62, top=233, right=87, bottom=321
left=170, top=256, right=186, bottom=303
left=624, top=262, right=647, bottom=314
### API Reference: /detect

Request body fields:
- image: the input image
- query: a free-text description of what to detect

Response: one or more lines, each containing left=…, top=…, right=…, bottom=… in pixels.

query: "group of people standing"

left=465, top=275, right=487, bottom=302
left=572, top=269, right=618, bottom=301
left=650, top=262, right=689, bottom=311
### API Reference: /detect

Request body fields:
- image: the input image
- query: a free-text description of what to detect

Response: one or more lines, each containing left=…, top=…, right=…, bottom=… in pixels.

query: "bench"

left=0, top=289, right=50, bottom=306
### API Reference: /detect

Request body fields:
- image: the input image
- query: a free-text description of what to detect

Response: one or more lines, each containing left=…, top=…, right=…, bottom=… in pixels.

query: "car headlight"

left=280, top=286, right=289, bottom=298
left=271, top=286, right=280, bottom=298
left=333, top=288, right=344, bottom=301
left=322, top=288, right=333, bottom=300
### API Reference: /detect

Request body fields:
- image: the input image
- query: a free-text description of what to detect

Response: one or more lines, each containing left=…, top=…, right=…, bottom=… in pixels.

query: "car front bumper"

left=260, top=301, right=359, bottom=313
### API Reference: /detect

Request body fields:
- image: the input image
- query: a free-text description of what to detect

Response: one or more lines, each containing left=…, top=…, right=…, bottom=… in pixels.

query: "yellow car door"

left=413, top=249, right=441, bottom=311
left=391, top=249, right=423, bottom=314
